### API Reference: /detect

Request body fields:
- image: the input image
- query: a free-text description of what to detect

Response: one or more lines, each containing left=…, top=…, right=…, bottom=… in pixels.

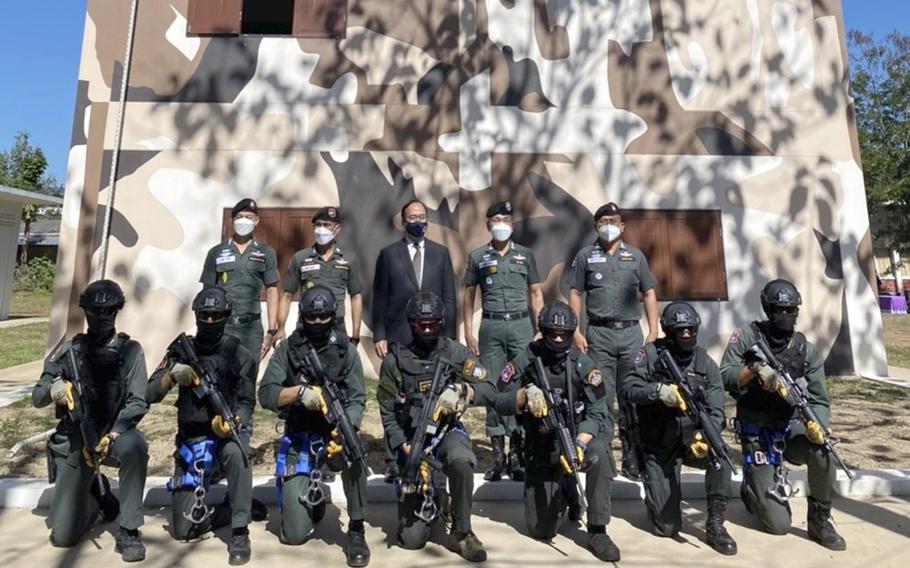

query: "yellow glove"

left=327, top=437, right=344, bottom=458
left=559, top=446, right=586, bottom=475
left=432, top=384, right=466, bottom=422
left=170, top=363, right=200, bottom=387
left=689, top=432, right=709, bottom=459
left=657, top=384, right=688, bottom=412
left=806, top=420, right=826, bottom=445
left=525, top=385, right=548, bottom=418
left=83, top=434, right=114, bottom=467
left=418, top=461, right=432, bottom=494
left=50, top=379, right=75, bottom=410
left=299, top=385, right=329, bottom=415
left=211, top=415, right=235, bottom=439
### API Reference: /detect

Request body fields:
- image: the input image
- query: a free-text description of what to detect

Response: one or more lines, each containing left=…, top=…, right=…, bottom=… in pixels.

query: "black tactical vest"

left=394, top=338, right=459, bottom=433
left=520, top=344, right=584, bottom=444
left=176, top=335, right=243, bottom=434
left=67, top=333, right=131, bottom=431
left=738, top=321, right=807, bottom=423
left=283, top=332, right=349, bottom=435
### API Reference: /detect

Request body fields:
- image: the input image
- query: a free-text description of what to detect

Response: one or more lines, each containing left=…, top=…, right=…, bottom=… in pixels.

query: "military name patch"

left=588, top=256, right=606, bottom=264
left=587, top=370, right=603, bottom=386
left=500, top=363, right=516, bottom=383
left=479, top=259, right=498, bottom=269
left=300, top=264, right=321, bottom=273
left=249, top=255, right=266, bottom=263
left=215, top=254, right=236, bottom=265
left=634, top=349, right=646, bottom=364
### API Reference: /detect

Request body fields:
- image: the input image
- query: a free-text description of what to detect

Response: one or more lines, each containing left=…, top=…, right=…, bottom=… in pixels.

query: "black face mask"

left=196, top=319, right=226, bottom=348
left=85, top=313, right=117, bottom=345
left=405, top=221, right=428, bottom=239
left=542, top=332, right=572, bottom=357
left=89, top=334, right=121, bottom=371
left=769, top=311, right=797, bottom=337
left=411, top=319, right=442, bottom=353
left=303, top=320, right=333, bottom=346
left=671, top=334, right=697, bottom=354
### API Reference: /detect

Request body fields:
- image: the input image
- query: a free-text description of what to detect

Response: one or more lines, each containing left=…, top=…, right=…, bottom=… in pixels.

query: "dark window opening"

left=241, top=0, right=295, bottom=35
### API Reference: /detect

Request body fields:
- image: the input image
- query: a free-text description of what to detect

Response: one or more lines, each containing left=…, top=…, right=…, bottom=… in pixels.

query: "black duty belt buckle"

left=503, top=313, right=512, bottom=321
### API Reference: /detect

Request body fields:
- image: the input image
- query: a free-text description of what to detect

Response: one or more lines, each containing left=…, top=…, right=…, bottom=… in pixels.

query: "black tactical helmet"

left=406, top=291, right=445, bottom=323
left=537, top=301, right=578, bottom=333
left=660, top=302, right=701, bottom=333
left=79, top=279, right=125, bottom=310
left=192, top=286, right=232, bottom=316
left=299, top=285, right=336, bottom=318
left=760, top=279, right=802, bottom=313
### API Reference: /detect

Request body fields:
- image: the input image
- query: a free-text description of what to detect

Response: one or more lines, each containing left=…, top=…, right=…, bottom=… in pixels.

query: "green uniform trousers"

left=585, top=325, right=641, bottom=440
left=479, top=318, right=532, bottom=438
left=48, top=428, right=148, bottom=547
left=741, top=434, right=835, bottom=535
left=641, top=445, right=731, bottom=536
left=170, top=435, right=252, bottom=539
left=225, top=320, right=263, bottom=375
left=398, top=430, right=476, bottom=548
left=279, top=460, right=368, bottom=545
left=523, top=437, right=614, bottom=539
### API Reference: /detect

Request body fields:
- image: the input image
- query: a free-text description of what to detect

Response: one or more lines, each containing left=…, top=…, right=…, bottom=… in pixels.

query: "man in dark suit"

left=371, top=199, right=458, bottom=482
left=372, top=200, right=458, bottom=359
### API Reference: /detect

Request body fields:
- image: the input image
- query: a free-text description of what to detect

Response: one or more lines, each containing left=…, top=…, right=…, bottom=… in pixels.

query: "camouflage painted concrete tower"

left=53, top=0, right=887, bottom=377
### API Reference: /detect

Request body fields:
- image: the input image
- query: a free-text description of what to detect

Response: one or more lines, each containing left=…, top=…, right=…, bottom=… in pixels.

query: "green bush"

left=14, top=257, right=55, bottom=292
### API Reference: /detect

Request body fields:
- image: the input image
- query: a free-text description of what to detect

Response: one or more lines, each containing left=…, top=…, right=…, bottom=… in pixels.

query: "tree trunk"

left=19, top=217, right=30, bottom=267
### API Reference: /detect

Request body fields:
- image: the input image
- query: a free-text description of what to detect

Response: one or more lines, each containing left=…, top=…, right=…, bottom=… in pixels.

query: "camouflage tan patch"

left=418, top=380, right=431, bottom=392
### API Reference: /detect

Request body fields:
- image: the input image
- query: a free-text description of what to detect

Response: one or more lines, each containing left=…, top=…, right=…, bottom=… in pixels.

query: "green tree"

left=0, top=131, right=50, bottom=266
left=848, top=30, right=910, bottom=250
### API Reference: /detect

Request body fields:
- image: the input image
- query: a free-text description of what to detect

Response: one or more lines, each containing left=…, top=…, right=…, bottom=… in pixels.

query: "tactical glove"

left=806, top=420, right=826, bottom=445
left=755, top=363, right=783, bottom=393
left=171, top=363, right=200, bottom=387
left=433, top=384, right=467, bottom=421
left=299, top=385, right=328, bottom=414
left=211, top=415, right=235, bottom=439
left=689, top=431, right=709, bottom=459
left=525, top=385, right=548, bottom=418
left=657, top=383, right=687, bottom=410
left=50, top=378, right=75, bottom=409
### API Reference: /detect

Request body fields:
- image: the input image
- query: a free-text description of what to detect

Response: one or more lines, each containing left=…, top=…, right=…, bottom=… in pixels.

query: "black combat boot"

left=619, top=436, right=641, bottom=480
left=115, top=527, right=146, bottom=563
left=345, top=526, right=371, bottom=567
left=507, top=432, right=525, bottom=481
left=706, top=496, right=737, bottom=555
left=384, top=462, right=399, bottom=484
left=484, top=436, right=504, bottom=481
left=807, top=497, right=846, bottom=551
left=587, top=527, right=621, bottom=562
left=448, top=531, right=487, bottom=562
left=228, top=528, right=252, bottom=565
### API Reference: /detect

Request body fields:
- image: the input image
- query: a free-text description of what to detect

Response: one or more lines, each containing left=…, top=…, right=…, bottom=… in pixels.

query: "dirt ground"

left=1, top=376, right=908, bottom=479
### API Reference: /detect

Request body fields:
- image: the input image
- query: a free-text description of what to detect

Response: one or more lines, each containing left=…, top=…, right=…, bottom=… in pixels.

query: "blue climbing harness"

left=167, top=437, right=219, bottom=525
left=735, top=419, right=794, bottom=504
left=275, top=431, right=328, bottom=510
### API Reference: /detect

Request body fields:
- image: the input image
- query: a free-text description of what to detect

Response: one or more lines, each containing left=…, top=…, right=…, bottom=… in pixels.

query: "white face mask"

left=233, top=217, right=256, bottom=237
left=598, top=224, right=621, bottom=242
left=490, top=222, right=513, bottom=242
left=314, top=226, right=335, bottom=246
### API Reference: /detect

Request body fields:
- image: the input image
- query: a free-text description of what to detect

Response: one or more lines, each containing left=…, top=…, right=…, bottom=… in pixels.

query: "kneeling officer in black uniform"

left=258, top=285, right=370, bottom=567
left=148, top=286, right=256, bottom=565
left=377, top=291, right=489, bottom=562
left=33, top=279, right=149, bottom=562
left=493, top=301, right=620, bottom=562
left=621, top=302, right=737, bottom=554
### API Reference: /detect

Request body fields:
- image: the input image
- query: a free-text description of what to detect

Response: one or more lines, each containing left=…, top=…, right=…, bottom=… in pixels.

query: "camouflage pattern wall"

left=52, top=0, right=887, bottom=377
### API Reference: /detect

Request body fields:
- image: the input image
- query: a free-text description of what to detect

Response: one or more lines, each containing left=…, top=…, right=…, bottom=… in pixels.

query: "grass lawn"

left=9, top=290, right=52, bottom=318
left=0, top=322, right=48, bottom=369
left=881, top=314, right=910, bottom=368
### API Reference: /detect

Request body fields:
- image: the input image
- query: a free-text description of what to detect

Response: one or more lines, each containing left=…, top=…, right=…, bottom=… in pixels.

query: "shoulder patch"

left=587, top=369, right=603, bottom=386
left=634, top=349, right=646, bottom=365
left=729, top=329, right=741, bottom=344
left=500, top=362, right=516, bottom=384
left=463, top=359, right=487, bottom=382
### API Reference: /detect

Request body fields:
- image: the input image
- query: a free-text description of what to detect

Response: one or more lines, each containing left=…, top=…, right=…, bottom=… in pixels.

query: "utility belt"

left=482, top=310, right=529, bottom=321
left=588, top=318, right=637, bottom=329
left=229, top=314, right=260, bottom=325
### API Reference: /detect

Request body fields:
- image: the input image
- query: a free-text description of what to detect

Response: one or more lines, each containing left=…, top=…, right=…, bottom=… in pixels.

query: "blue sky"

left=0, top=0, right=907, bottom=183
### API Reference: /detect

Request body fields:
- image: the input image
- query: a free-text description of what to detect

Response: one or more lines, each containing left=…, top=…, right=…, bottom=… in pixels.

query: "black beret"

left=231, top=198, right=258, bottom=218
left=313, top=206, right=341, bottom=224
left=594, top=202, right=621, bottom=221
left=486, top=200, right=514, bottom=218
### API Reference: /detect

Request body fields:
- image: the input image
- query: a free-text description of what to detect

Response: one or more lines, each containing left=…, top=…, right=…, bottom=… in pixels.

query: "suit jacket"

left=371, top=237, right=457, bottom=345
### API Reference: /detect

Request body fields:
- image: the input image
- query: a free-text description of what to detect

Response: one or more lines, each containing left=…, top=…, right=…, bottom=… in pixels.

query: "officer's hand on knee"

left=688, top=432, right=709, bottom=459
left=806, top=420, right=826, bottom=445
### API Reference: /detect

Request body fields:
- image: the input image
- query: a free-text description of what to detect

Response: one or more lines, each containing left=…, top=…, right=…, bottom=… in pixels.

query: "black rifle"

left=531, top=357, right=589, bottom=511
left=655, top=350, right=739, bottom=474
left=301, top=347, right=367, bottom=472
left=750, top=337, right=854, bottom=479
left=399, top=357, right=454, bottom=499
left=169, top=333, right=249, bottom=467
left=58, top=343, right=119, bottom=521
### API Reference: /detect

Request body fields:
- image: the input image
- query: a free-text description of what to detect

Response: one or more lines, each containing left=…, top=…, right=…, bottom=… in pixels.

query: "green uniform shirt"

left=283, top=246, right=362, bottom=321
left=719, top=323, right=830, bottom=429
left=33, top=335, right=149, bottom=436
left=377, top=338, right=488, bottom=451
left=569, top=240, right=656, bottom=321
left=258, top=330, right=366, bottom=430
left=200, top=239, right=279, bottom=317
left=493, top=344, right=611, bottom=438
left=463, top=241, right=541, bottom=313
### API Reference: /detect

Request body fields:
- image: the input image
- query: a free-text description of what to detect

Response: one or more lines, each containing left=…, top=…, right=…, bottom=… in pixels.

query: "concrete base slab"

left=2, top=469, right=908, bottom=509
left=0, top=497, right=907, bottom=567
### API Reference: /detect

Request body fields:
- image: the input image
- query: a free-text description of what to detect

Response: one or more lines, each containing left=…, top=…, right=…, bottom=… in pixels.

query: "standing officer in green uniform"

left=258, top=286, right=371, bottom=567
left=463, top=201, right=544, bottom=482
left=200, top=198, right=280, bottom=371
left=621, top=302, right=737, bottom=555
left=274, top=206, right=363, bottom=346
left=492, top=301, right=620, bottom=563
left=568, top=202, right=658, bottom=480
left=148, top=287, right=256, bottom=565
left=720, top=279, right=846, bottom=550
left=33, top=279, right=149, bottom=562
left=377, top=291, right=489, bottom=562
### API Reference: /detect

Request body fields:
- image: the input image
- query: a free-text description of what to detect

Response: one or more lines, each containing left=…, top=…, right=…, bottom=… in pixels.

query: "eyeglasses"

left=303, top=315, right=333, bottom=325
left=777, top=307, right=799, bottom=315
left=197, top=312, right=229, bottom=323
left=405, top=214, right=428, bottom=223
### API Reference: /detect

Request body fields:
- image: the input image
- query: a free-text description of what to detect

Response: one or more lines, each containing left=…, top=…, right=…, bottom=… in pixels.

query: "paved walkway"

left=0, top=316, right=48, bottom=329
left=0, top=497, right=906, bottom=567
left=0, top=359, right=42, bottom=406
